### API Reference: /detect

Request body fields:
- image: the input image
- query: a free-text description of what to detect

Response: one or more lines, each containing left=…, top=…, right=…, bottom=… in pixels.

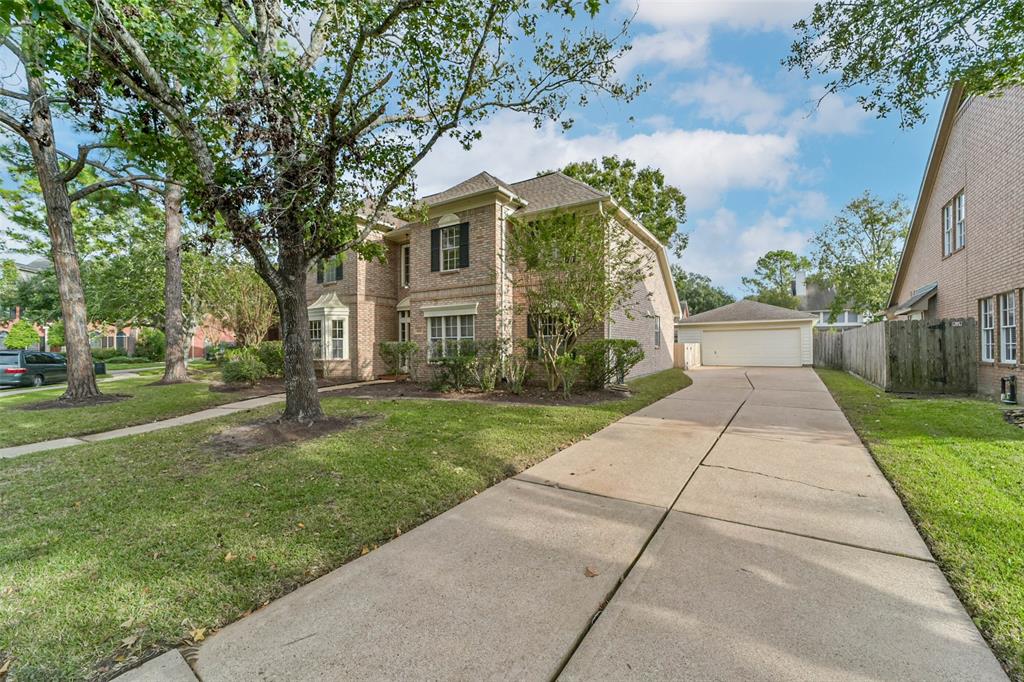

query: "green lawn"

left=0, top=375, right=247, bottom=448
left=818, top=369, right=1024, bottom=680
left=0, top=369, right=689, bottom=680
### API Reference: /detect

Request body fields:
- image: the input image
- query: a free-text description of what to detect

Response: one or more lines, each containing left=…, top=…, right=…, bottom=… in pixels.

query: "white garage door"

left=702, top=327, right=803, bottom=367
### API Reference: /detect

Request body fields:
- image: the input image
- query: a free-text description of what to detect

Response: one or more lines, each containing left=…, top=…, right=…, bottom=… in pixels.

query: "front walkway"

left=0, top=380, right=389, bottom=459
left=122, top=367, right=1006, bottom=681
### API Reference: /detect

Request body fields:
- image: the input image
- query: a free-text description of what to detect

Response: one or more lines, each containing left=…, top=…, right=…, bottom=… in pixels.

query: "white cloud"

left=682, top=207, right=812, bottom=291
left=616, top=29, right=708, bottom=73
left=627, top=0, right=813, bottom=32
left=413, top=112, right=798, bottom=211
left=673, top=67, right=786, bottom=132
left=786, top=89, right=870, bottom=135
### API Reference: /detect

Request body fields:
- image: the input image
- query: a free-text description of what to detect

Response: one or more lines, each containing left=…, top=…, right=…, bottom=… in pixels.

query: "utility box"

left=1001, top=376, right=1017, bottom=404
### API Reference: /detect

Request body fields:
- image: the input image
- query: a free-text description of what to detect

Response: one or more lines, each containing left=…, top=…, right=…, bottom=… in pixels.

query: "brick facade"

left=890, top=87, right=1024, bottom=396
left=305, top=176, right=679, bottom=383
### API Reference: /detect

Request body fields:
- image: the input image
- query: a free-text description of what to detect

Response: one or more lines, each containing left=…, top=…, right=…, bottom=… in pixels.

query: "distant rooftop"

left=679, top=299, right=815, bottom=324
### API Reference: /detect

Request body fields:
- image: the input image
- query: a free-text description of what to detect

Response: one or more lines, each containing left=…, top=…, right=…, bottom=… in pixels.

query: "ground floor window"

left=428, top=314, right=474, bottom=360
left=331, top=319, right=345, bottom=359
left=1000, top=292, right=1017, bottom=363
left=309, top=320, right=323, bottom=359
left=981, top=298, right=995, bottom=362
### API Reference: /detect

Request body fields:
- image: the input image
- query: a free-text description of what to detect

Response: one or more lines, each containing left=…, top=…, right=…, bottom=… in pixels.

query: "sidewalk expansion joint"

left=672, top=509, right=936, bottom=564
left=548, top=394, right=749, bottom=681
left=699, top=463, right=869, bottom=497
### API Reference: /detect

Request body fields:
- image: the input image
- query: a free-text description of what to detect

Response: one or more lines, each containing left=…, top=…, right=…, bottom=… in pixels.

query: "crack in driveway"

left=699, top=463, right=869, bottom=497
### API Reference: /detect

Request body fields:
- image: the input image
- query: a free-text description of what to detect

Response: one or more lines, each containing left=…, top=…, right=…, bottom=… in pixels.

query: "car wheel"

left=32, top=374, right=44, bottom=387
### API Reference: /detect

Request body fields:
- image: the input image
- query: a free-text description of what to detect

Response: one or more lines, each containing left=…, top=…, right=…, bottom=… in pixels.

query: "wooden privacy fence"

left=813, top=318, right=977, bottom=393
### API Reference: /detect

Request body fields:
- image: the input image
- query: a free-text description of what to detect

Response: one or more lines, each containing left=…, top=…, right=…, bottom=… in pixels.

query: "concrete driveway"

left=124, top=367, right=1006, bottom=682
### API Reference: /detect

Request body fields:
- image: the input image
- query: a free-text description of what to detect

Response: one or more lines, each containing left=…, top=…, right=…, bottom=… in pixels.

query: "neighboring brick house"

left=305, top=171, right=681, bottom=382
left=887, top=84, right=1024, bottom=397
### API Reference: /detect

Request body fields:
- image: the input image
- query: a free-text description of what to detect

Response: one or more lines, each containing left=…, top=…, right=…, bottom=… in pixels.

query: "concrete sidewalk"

left=120, top=367, right=1006, bottom=681
left=0, top=380, right=389, bottom=460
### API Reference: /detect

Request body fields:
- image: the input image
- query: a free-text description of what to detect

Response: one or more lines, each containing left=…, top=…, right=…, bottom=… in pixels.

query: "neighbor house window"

left=309, top=320, right=323, bottom=359
left=981, top=298, right=995, bottom=362
left=955, top=191, right=966, bottom=250
left=1000, top=293, right=1017, bottom=363
left=942, top=203, right=953, bottom=256
left=440, top=225, right=460, bottom=271
left=845, top=311, right=860, bottom=324
left=400, top=244, right=411, bottom=287
left=428, top=314, right=474, bottom=360
left=331, top=319, right=345, bottom=359
left=654, top=315, right=662, bottom=348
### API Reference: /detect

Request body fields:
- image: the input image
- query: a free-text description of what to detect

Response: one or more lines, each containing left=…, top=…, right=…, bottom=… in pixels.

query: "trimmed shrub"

left=222, top=357, right=268, bottom=385
left=505, top=339, right=533, bottom=395
left=48, top=321, right=65, bottom=348
left=379, top=340, right=418, bottom=376
left=104, top=355, right=153, bottom=364
left=430, top=340, right=476, bottom=391
left=4, top=320, right=39, bottom=350
left=609, top=339, right=644, bottom=384
left=471, top=340, right=502, bottom=391
left=576, top=338, right=645, bottom=389
left=256, top=341, right=285, bottom=377
left=555, top=353, right=586, bottom=398
left=136, top=328, right=166, bottom=361
left=91, top=348, right=121, bottom=360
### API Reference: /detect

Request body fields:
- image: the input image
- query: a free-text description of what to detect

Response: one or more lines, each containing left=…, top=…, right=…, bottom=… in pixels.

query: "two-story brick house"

left=305, top=171, right=681, bottom=382
left=887, top=85, right=1024, bottom=396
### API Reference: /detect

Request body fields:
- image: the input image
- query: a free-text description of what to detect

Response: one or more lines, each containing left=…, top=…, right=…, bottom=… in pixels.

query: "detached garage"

left=675, top=300, right=816, bottom=367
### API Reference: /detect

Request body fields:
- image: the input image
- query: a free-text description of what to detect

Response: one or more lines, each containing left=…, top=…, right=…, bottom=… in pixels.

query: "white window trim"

left=400, top=244, right=411, bottom=288
left=942, top=203, right=953, bottom=256
left=440, top=224, right=460, bottom=272
left=428, top=314, right=475, bottom=361
left=981, top=298, right=995, bottom=363
left=422, top=301, right=479, bottom=318
left=1000, top=293, right=1017, bottom=364
left=330, top=319, right=346, bottom=360
left=654, top=315, right=662, bottom=349
left=309, top=319, right=324, bottom=360
left=955, top=191, right=966, bottom=250
left=307, top=294, right=350, bottom=361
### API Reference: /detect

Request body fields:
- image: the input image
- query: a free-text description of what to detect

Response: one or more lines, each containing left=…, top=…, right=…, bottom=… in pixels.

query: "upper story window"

left=981, top=297, right=995, bottom=363
left=654, top=315, right=662, bottom=349
left=430, top=220, right=469, bottom=272
left=317, top=255, right=343, bottom=284
left=942, top=190, right=966, bottom=256
left=1000, top=292, right=1017, bottom=364
left=400, top=244, right=411, bottom=287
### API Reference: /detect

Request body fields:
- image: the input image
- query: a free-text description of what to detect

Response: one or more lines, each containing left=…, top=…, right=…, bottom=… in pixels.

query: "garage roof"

left=678, top=299, right=816, bottom=324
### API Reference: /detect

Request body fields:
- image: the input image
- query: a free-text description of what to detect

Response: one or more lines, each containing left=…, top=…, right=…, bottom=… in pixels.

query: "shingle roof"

left=421, top=172, right=515, bottom=206
left=680, top=299, right=816, bottom=324
left=510, top=171, right=609, bottom=214
left=891, top=282, right=937, bottom=314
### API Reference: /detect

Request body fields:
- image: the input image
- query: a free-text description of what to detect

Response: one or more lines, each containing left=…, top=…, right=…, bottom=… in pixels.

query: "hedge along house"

left=304, top=171, right=681, bottom=382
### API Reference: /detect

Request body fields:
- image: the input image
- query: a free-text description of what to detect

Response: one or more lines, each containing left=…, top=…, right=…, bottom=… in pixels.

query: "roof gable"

left=680, top=299, right=815, bottom=324
left=509, top=171, right=608, bottom=214
left=421, top=171, right=515, bottom=207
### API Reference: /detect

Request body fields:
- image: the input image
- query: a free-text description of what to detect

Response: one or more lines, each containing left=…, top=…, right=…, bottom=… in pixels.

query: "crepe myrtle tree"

left=0, top=18, right=165, bottom=401
left=507, top=210, right=651, bottom=392
left=52, top=0, right=642, bottom=421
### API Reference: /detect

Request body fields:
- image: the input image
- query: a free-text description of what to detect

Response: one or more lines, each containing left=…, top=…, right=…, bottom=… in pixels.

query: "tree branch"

left=59, top=143, right=118, bottom=182
left=68, top=175, right=164, bottom=202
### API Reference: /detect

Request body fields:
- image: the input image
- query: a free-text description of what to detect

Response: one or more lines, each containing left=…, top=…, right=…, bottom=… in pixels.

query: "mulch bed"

left=342, top=381, right=630, bottom=407
left=208, top=377, right=351, bottom=398
left=17, top=394, right=131, bottom=411
left=206, top=414, right=379, bottom=456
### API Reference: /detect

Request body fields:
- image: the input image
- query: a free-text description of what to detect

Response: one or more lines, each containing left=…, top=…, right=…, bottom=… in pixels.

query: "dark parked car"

left=0, top=350, right=68, bottom=387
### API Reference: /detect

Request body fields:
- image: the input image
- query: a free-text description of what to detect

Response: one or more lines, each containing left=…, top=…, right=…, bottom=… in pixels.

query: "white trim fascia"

left=425, top=186, right=527, bottom=213
left=421, top=301, right=479, bottom=317
left=676, top=318, right=816, bottom=327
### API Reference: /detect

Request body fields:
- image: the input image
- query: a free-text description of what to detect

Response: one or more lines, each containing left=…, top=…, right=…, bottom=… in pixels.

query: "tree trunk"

left=25, top=65, right=100, bottom=401
left=277, top=248, right=323, bottom=422
left=160, top=182, right=189, bottom=383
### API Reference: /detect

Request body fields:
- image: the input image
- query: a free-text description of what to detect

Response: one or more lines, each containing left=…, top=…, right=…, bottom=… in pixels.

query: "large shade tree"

left=53, top=0, right=641, bottom=421
left=671, top=266, right=734, bottom=315
left=560, top=155, right=687, bottom=255
left=786, top=1, right=1024, bottom=128
left=810, top=191, right=909, bottom=321
left=742, top=249, right=811, bottom=310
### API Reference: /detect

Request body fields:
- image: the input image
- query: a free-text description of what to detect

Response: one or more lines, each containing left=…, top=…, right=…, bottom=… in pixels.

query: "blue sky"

left=415, top=0, right=943, bottom=295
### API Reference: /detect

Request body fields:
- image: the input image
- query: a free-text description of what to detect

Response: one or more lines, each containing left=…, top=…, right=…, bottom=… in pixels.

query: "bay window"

left=331, top=319, right=346, bottom=359
left=309, top=320, right=323, bottom=359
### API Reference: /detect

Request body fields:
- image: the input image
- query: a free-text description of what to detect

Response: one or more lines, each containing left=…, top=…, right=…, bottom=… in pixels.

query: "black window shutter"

left=316, top=261, right=324, bottom=283
left=335, top=259, right=343, bottom=280
left=458, top=222, right=470, bottom=268
left=430, top=227, right=440, bottom=272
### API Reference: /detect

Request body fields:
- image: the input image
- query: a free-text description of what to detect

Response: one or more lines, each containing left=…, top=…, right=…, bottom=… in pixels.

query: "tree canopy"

left=786, top=0, right=1024, bottom=127
left=810, top=191, right=909, bottom=321
left=560, top=156, right=687, bottom=255
left=671, top=267, right=734, bottom=315
left=742, top=250, right=811, bottom=310
left=4, top=319, right=39, bottom=350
